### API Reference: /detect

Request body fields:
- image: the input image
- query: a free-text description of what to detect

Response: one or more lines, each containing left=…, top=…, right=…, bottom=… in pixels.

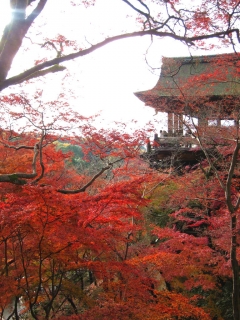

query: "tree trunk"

left=231, top=211, right=240, bottom=320
left=0, top=0, right=47, bottom=82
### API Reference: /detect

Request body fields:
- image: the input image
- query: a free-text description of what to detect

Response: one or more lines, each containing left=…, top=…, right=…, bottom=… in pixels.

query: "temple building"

left=135, top=53, right=240, bottom=169
left=135, top=53, right=240, bottom=135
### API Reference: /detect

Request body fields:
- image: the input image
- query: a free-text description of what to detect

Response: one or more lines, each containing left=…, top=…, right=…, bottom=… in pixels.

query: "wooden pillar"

left=168, top=113, right=173, bottom=136
left=174, top=114, right=178, bottom=135
left=178, top=114, right=183, bottom=135
left=198, top=115, right=207, bottom=127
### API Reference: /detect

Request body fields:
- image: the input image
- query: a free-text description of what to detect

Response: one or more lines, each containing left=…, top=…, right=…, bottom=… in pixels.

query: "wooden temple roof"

left=135, top=53, right=240, bottom=118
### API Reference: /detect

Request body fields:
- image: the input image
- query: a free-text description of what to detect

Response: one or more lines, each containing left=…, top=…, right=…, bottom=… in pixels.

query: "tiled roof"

left=135, top=53, right=240, bottom=117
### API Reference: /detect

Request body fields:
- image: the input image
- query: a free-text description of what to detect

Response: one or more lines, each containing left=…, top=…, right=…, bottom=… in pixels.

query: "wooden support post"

left=198, top=115, right=207, bottom=127
left=178, top=114, right=183, bottom=136
left=168, top=113, right=173, bottom=136
left=174, top=114, right=178, bottom=135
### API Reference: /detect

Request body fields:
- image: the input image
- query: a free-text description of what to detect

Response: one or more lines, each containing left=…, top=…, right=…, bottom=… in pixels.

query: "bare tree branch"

left=225, top=141, right=240, bottom=211
left=0, top=28, right=239, bottom=91
left=33, top=131, right=45, bottom=183
left=57, top=157, right=123, bottom=194
left=0, top=142, right=39, bottom=184
left=57, top=165, right=111, bottom=194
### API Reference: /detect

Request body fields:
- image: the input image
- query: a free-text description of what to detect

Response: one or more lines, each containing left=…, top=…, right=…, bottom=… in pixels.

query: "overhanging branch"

left=0, top=28, right=239, bottom=91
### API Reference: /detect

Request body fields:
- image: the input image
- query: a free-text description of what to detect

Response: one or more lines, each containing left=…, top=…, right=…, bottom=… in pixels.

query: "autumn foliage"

left=0, top=98, right=238, bottom=319
left=0, top=0, right=240, bottom=319
left=0, top=91, right=215, bottom=319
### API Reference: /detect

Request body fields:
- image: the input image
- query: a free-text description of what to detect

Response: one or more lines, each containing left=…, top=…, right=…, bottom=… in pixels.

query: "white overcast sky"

left=0, top=1, right=237, bottom=132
